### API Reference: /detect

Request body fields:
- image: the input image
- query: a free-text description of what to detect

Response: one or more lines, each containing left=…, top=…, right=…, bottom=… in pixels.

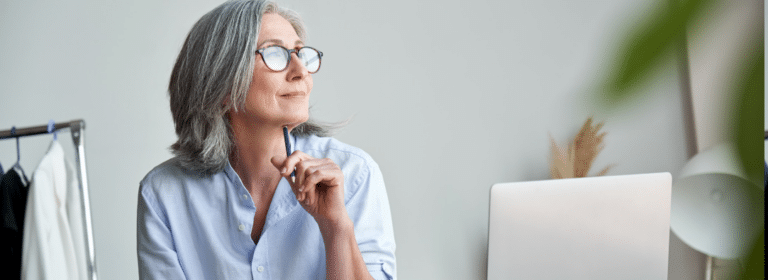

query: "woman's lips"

left=280, top=91, right=305, bottom=98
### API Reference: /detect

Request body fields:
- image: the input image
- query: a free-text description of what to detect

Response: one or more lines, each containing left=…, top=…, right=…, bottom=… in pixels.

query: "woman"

left=136, top=1, right=396, bottom=279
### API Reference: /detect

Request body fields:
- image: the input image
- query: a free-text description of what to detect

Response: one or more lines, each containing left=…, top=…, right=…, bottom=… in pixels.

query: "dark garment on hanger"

left=1, top=169, right=29, bottom=280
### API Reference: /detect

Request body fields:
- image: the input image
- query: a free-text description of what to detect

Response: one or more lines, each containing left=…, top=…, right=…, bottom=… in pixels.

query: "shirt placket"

left=226, top=163, right=262, bottom=279
left=251, top=233, right=271, bottom=279
left=250, top=177, right=296, bottom=280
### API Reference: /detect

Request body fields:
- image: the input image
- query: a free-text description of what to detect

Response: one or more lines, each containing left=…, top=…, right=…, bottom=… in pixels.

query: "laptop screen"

left=487, top=173, right=671, bottom=279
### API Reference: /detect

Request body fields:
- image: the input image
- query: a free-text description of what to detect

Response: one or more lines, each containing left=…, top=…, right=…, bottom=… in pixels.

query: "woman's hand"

left=271, top=151, right=349, bottom=227
left=272, top=151, right=373, bottom=280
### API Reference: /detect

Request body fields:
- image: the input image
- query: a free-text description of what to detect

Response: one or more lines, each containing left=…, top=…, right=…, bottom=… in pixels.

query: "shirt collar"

left=268, top=131, right=301, bottom=227
left=222, top=159, right=241, bottom=190
left=266, top=177, right=300, bottom=229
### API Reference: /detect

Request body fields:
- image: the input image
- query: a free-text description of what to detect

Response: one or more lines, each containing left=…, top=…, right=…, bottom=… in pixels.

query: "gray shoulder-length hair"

left=169, top=0, right=335, bottom=175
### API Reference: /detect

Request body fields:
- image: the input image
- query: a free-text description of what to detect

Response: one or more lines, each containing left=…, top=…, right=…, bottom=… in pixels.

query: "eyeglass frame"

left=255, top=45, right=323, bottom=73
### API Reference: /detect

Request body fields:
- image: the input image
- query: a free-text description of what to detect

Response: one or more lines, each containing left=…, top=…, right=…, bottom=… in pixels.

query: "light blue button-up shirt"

left=137, top=134, right=396, bottom=279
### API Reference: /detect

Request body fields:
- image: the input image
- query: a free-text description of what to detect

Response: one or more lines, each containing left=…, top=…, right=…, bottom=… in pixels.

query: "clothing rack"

left=0, top=119, right=98, bottom=280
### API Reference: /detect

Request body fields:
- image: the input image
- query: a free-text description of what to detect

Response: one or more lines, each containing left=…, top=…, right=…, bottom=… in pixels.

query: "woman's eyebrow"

left=258, top=39, right=284, bottom=48
left=257, top=39, right=305, bottom=48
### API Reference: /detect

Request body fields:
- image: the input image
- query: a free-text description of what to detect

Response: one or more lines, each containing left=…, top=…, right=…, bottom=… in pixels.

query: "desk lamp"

left=671, top=143, right=764, bottom=279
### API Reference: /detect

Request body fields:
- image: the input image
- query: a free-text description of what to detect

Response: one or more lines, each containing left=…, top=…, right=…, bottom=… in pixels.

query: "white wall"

left=1, top=0, right=714, bottom=279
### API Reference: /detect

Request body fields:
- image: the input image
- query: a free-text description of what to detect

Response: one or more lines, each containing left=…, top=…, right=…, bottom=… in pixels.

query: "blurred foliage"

left=734, top=34, right=764, bottom=280
left=597, top=0, right=764, bottom=278
left=599, top=0, right=712, bottom=100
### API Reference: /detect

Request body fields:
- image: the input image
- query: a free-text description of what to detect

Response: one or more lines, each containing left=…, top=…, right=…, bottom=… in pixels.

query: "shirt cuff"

left=366, top=263, right=394, bottom=280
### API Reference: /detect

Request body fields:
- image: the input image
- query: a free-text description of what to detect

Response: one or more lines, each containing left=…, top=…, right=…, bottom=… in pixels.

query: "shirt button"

left=242, top=194, right=248, bottom=200
left=238, top=224, right=245, bottom=231
left=257, top=266, right=264, bottom=272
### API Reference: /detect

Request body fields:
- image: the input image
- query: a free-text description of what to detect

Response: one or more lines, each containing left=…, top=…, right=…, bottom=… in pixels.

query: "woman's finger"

left=276, top=153, right=344, bottom=208
left=286, top=151, right=319, bottom=196
left=294, top=158, right=316, bottom=193
left=281, top=150, right=312, bottom=177
left=271, top=156, right=302, bottom=199
left=303, top=160, right=343, bottom=205
left=302, top=168, right=331, bottom=206
left=300, top=162, right=334, bottom=203
left=278, top=150, right=312, bottom=194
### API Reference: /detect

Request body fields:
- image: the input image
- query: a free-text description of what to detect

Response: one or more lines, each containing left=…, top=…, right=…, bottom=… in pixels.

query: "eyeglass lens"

left=261, top=46, right=321, bottom=73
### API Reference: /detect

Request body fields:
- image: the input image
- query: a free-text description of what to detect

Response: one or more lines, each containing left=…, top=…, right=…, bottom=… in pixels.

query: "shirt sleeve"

left=137, top=183, right=186, bottom=280
left=345, top=158, right=397, bottom=280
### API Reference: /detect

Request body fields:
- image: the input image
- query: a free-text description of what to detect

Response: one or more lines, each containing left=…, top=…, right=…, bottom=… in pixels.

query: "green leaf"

left=734, top=25, right=764, bottom=280
left=734, top=39, right=764, bottom=189
left=599, top=0, right=711, bottom=106
left=739, top=230, right=764, bottom=279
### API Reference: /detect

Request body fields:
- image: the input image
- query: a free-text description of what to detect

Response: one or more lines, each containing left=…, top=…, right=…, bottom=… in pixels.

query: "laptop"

left=487, top=173, right=671, bottom=279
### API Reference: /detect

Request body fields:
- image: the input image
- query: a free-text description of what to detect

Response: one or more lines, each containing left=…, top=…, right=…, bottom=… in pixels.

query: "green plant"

left=597, top=0, right=763, bottom=278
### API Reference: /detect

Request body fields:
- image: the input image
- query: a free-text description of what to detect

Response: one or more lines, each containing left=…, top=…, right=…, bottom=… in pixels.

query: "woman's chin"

left=282, top=114, right=309, bottom=128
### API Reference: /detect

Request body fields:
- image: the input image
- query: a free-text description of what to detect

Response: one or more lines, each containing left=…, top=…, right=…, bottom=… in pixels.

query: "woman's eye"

left=265, top=50, right=285, bottom=59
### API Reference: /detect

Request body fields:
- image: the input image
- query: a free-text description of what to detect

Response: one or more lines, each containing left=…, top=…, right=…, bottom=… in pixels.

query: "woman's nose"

left=286, top=53, right=308, bottom=81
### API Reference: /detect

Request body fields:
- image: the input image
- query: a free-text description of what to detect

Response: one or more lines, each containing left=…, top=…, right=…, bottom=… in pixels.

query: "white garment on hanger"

left=66, top=158, right=87, bottom=279
left=21, top=140, right=86, bottom=280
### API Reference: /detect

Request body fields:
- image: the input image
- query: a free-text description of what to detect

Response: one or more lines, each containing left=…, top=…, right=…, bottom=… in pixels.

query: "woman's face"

left=240, top=13, right=312, bottom=128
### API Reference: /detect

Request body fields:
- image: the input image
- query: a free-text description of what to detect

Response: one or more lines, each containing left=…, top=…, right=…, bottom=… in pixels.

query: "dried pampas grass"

left=550, top=117, right=614, bottom=179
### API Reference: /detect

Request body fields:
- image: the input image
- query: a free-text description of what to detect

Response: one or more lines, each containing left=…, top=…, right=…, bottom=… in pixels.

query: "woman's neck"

left=228, top=117, right=288, bottom=195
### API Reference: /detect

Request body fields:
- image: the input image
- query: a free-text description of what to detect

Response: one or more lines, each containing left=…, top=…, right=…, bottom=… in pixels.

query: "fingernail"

left=281, top=167, right=287, bottom=174
left=298, top=187, right=303, bottom=192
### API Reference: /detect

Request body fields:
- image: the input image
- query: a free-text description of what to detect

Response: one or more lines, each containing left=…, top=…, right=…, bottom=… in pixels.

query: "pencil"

left=283, top=126, right=295, bottom=178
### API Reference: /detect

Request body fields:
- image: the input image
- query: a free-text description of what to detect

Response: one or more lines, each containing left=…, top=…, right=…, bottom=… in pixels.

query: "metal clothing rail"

left=0, top=119, right=98, bottom=280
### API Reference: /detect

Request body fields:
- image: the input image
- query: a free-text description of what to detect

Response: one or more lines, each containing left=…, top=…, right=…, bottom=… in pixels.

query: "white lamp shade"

left=671, top=143, right=764, bottom=259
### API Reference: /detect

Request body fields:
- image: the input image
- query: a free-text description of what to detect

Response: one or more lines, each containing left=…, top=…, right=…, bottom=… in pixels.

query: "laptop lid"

left=487, top=173, right=671, bottom=279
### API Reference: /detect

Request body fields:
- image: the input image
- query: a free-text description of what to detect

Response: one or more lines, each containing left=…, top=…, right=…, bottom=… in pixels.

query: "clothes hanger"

left=10, top=126, right=29, bottom=186
left=47, top=119, right=57, bottom=141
